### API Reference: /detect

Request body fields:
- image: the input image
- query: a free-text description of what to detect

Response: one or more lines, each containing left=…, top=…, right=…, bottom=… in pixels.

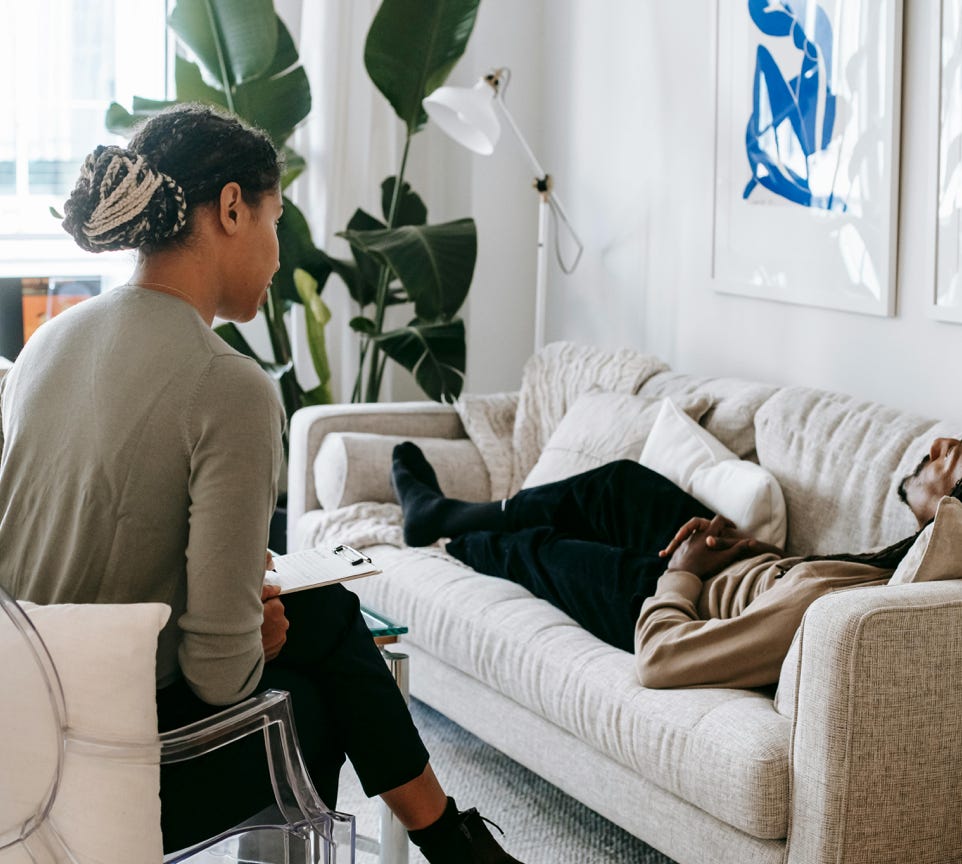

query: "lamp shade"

left=422, top=80, right=500, bottom=155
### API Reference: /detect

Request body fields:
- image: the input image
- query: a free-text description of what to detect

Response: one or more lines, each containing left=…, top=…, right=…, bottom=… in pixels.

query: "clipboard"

left=265, top=544, right=381, bottom=595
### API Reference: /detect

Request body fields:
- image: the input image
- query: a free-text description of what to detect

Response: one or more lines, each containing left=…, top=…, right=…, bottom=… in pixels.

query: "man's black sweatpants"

left=446, top=460, right=712, bottom=651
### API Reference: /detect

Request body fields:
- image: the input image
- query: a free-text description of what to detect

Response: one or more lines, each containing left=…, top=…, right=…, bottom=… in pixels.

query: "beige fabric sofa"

left=287, top=352, right=962, bottom=864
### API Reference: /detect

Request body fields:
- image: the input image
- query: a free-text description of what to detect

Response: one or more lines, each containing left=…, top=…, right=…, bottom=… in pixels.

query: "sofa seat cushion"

left=350, top=545, right=791, bottom=839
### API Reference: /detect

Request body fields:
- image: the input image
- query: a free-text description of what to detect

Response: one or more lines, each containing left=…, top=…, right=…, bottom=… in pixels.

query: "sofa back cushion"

left=754, top=386, right=960, bottom=556
left=511, top=342, right=668, bottom=492
left=637, top=371, right=778, bottom=459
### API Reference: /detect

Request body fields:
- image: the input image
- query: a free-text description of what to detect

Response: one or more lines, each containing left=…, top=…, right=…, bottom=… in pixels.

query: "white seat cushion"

left=0, top=602, right=169, bottom=864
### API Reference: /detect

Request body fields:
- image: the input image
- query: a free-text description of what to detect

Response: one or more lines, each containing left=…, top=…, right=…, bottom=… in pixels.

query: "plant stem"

left=201, top=0, right=236, bottom=113
left=265, top=284, right=299, bottom=419
left=362, top=133, right=412, bottom=402
left=352, top=320, right=366, bottom=403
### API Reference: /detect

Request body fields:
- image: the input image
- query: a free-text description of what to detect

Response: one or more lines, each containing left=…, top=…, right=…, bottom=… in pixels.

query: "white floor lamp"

left=422, top=68, right=583, bottom=352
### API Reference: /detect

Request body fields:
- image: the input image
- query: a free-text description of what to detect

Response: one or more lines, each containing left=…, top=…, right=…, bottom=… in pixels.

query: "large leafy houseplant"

left=335, top=0, right=481, bottom=402
left=107, top=0, right=480, bottom=407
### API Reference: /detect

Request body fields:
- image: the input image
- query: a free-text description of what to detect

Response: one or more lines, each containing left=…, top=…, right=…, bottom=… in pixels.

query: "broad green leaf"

left=105, top=100, right=177, bottom=136
left=339, top=218, right=476, bottom=320
left=364, top=0, right=481, bottom=133
left=350, top=316, right=376, bottom=335
left=173, top=55, right=228, bottom=108
left=382, top=176, right=427, bottom=227
left=132, top=96, right=179, bottom=113
left=316, top=252, right=365, bottom=304
left=276, top=199, right=330, bottom=305
left=214, top=322, right=292, bottom=379
left=345, top=208, right=387, bottom=307
left=280, top=148, right=306, bottom=189
left=169, top=0, right=277, bottom=88
left=293, top=269, right=333, bottom=404
left=105, top=103, right=142, bottom=136
left=263, top=15, right=299, bottom=78
left=374, top=318, right=466, bottom=402
left=233, top=65, right=311, bottom=145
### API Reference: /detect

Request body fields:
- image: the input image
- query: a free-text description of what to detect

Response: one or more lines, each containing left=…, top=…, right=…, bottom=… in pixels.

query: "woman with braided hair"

left=0, top=104, right=523, bottom=864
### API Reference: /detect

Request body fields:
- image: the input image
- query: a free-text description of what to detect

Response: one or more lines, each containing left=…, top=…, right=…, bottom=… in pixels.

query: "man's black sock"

left=391, top=442, right=506, bottom=546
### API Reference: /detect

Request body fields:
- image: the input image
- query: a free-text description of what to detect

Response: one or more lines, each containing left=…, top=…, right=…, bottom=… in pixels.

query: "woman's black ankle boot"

left=408, top=797, right=524, bottom=863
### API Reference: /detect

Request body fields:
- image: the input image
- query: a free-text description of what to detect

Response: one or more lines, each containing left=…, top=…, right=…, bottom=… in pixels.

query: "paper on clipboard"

left=265, top=544, right=381, bottom=595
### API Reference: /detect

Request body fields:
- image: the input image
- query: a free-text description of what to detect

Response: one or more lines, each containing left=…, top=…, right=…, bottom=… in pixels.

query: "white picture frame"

left=933, top=0, right=962, bottom=323
left=712, top=0, right=903, bottom=316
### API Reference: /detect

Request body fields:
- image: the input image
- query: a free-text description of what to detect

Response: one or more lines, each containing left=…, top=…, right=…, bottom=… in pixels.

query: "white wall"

left=448, top=1, right=962, bottom=425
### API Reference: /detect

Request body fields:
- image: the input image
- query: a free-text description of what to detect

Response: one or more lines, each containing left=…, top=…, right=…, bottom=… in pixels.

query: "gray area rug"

left=336, top=698, right=678, bottom=863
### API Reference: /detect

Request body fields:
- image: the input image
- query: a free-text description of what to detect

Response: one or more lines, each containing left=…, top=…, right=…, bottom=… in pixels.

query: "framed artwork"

left=712, top=0, right=903, bottom=316
left=934, top=0, right=962, bottom=322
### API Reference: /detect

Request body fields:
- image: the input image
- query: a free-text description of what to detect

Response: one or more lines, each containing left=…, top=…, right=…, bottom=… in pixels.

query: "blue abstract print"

left=743, top=0, right=845, bottom=211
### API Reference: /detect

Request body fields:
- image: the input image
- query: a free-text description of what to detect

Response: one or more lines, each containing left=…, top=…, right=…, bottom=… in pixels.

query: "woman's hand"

left=261, top=582, right=289, bottom=661
left=662, top=514, right=782, bottom=580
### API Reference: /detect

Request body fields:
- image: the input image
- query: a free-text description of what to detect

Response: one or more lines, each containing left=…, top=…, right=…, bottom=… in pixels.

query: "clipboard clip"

left=333, top=544, right=372, bottom=567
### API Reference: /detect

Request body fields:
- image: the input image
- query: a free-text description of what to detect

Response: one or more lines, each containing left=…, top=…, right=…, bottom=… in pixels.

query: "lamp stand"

left=491, top=76, right=580, bottom=353
left=534, top=179, right=551, bottom=352
left=423, top=68, right=583, bottom=356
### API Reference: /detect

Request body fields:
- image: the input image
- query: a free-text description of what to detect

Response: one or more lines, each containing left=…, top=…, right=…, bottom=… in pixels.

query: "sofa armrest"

left=287, top=402, right=465, bottom=551
left=786, top=581, right=962, bottom=864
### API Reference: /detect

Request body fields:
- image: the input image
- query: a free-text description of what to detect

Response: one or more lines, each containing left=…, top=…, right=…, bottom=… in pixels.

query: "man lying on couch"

left=391, top=436, right=962, bottom=689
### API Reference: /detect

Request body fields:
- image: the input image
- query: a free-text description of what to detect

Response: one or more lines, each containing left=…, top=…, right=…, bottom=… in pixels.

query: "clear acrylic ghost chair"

left=0, top=586, right=355, bottom=864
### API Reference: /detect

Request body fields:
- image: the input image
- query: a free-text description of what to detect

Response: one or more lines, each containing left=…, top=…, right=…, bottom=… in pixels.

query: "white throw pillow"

left=0, top=602, right=170, bottom=864
left=314, top=432, right=491, bottom=510
left=639, top=399, right=787, bottom=547
left=522, top=390, right=712, bottom=489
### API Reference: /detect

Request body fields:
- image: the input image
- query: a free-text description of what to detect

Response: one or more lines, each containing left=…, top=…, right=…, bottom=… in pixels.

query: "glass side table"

left=361, top=607, right=410, bottom=864
left=362, top=607, right=408, bottom=643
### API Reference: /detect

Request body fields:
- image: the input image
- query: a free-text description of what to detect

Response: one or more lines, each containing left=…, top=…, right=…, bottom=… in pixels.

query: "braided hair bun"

left=62, top=145, right=187, bottom=253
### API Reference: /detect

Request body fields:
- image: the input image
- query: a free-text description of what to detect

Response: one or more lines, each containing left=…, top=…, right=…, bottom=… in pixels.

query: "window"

left=0, top=0, right=169, bottom=280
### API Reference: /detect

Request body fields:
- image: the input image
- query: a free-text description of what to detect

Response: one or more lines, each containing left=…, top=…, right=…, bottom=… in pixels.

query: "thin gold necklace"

left=125, top=280, right=197, bottom=306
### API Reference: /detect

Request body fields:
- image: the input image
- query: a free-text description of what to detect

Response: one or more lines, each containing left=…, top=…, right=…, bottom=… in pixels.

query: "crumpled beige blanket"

left=301, top=501, right=407, bottom=551
left=302, top=341, right=667, bottom=550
